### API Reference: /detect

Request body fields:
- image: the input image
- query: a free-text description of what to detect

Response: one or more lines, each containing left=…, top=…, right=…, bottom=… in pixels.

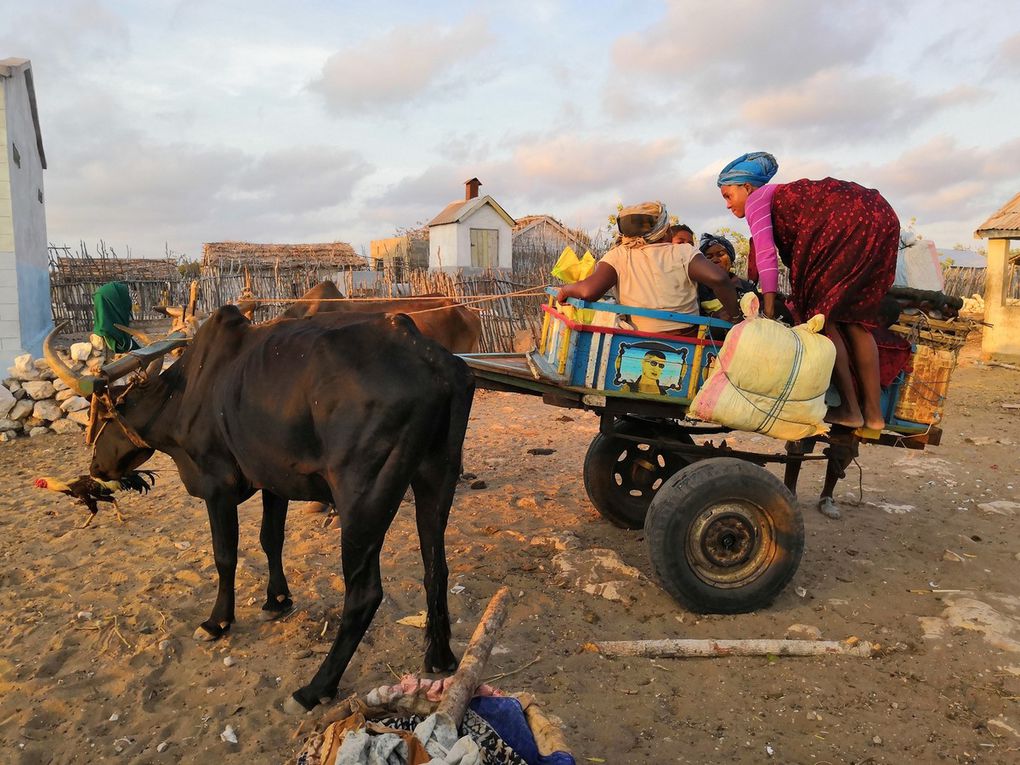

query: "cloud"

left=738, top=68, right=984, bottom=146
left=847, top=135, right=1020, bottom=223
left=46, top=131, right=374, bottom=258
left=609, top=2, right=891, bottom=104
left=309, top=17, right=493, bottom=114
left=997, top=32, right=1020, bottom=76
left=0, top=1, right=129, bottom=75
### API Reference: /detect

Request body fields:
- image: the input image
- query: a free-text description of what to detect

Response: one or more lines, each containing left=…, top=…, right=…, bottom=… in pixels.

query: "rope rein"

left=239, top=286, right=551, bottom=317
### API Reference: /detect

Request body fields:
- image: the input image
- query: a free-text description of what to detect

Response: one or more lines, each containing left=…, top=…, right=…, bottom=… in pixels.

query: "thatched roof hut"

left=202, top=241, right=366, bottom=271
left=53, top=256, right=180, bottom=282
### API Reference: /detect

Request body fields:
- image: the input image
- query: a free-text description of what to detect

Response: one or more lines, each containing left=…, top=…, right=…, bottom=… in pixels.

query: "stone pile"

left=1, top=336, right=104, bottom=443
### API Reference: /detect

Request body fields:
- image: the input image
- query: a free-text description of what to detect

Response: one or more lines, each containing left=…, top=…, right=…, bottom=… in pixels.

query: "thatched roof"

left=202, top=241, right=365, bottom=268
left=53, top=256, right=180, bottom=282
left=975, top=191, right=1020, bottom=239
left=513, top=214, right=592, bottom=249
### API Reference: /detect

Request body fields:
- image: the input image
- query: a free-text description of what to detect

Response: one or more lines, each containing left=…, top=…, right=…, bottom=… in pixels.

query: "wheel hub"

left=686, top=501, right=775, bottom=587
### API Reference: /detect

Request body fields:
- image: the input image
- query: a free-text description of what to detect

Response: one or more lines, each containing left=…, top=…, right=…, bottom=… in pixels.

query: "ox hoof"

left=300, top=501, right=330, bottom=515
left=283, top=695, right=312, bottom=715
left=818, top=498, right=841, bottom=520
left=193, top=621, right=231, bottom=642
left=258, top=597, right=294, bottom=622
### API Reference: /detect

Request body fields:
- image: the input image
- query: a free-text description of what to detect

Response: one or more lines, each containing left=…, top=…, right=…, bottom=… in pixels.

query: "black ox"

left=46, top=305, right=474, bottom=712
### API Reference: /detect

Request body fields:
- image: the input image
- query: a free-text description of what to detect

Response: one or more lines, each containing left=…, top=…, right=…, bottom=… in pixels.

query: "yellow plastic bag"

left=551, top=247, right=596, bottom=283
left=689, top=293, right=836, bottom=441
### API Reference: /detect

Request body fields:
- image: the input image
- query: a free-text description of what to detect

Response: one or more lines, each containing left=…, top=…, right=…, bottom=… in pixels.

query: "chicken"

left=34, top=471, right=157, bottom=527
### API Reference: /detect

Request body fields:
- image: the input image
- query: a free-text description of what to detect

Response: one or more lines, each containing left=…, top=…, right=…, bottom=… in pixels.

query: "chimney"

left=464, top=177, right=481, bottom=200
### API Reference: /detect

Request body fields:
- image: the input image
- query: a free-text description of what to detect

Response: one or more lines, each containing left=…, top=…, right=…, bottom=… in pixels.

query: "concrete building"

left=427, top=178, right=514, bottom=272
left=0, top=58, right=49, bottom=369
left=975, top=192, right=1020, bottom=362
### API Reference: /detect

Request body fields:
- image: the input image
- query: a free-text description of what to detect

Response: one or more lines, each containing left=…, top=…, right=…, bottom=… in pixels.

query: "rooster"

left=34, top=471, right=157, bottom=527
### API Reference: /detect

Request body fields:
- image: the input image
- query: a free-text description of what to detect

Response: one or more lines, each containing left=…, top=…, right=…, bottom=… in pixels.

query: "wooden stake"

left=435, top=586, right=511, bottom=727
left=586, top=638, right=878, bottom=659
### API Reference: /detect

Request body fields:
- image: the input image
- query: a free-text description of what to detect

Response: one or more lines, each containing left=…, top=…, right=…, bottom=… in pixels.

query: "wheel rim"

left=686, top=501, right=776, bottom=589
left=612, top=442, right=678, bottom=506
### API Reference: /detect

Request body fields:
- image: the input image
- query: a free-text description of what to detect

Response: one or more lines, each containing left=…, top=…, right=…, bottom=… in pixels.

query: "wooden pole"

left=435, top=586, right=512, bottom=728
left=586, top=638, right=878, bottom=659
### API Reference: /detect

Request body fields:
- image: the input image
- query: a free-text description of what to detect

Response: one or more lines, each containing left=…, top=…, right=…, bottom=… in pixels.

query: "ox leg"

left=290, top=523, right=390, bottom=710
left=195, top=497, right=239, bottom=641
left=259, top=491, right=293, bottom=620
left=411, top=459, right=459, bottom=675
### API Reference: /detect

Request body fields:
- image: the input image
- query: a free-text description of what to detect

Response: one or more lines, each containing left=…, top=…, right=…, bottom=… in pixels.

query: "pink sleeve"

left=744, top=184, right=780, bottom=294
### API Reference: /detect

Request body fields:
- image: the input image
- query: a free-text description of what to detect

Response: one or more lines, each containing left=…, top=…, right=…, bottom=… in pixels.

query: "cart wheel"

left=644, top=458, right=803, bottom=613
left=583, top=421, right=692, bottom=530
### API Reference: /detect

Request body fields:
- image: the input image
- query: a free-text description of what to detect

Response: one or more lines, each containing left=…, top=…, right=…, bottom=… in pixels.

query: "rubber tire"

left=644, top=457, right=804, bottom=614
left=583, top=421, right=692, bottom=530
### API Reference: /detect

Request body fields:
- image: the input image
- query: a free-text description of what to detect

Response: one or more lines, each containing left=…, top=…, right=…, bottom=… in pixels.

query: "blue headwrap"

left=698, top=233, right=736, bottom=260
left=717, top=151, right=779, bottom=187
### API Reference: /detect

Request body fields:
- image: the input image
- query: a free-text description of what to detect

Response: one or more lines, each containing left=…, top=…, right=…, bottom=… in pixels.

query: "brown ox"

left=240, top=280, right=482, bottom=354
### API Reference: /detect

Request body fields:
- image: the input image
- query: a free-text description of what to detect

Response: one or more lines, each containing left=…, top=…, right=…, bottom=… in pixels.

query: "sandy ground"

left=2, top=334, right=1019, bottom=764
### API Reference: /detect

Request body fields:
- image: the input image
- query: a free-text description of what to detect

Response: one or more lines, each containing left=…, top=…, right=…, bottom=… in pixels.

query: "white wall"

left=0, top=63, right=49, bottom=369
left=428, top=223, right=459, bottom=270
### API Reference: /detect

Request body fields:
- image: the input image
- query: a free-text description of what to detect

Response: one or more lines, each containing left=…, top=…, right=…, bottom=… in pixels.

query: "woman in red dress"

left=717, top=152, right=899, bottom=432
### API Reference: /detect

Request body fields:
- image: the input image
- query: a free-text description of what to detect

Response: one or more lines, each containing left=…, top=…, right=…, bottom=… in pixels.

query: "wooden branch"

left=435, top=586, right=511, bottom=727
left=585, top=638, right=878, bottom=659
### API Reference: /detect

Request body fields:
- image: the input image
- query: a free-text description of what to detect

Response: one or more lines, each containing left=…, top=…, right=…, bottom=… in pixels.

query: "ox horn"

left=43, top=322, right=88, bottom=397
left=114, top=323, right=155, bottom=347
left=99, top=331, right=191, bottom=383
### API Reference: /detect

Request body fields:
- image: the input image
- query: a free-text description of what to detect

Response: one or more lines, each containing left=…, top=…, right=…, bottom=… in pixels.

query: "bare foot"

left=863, top=418, right=886, bottom=432
left=824, top=407, right=864, bottom=429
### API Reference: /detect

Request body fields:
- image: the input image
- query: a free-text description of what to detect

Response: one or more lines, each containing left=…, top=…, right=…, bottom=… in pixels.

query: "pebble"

left=223, top=656, right=236, bottom=667
left=159, top=639, right=172, bottom=651
left=220, top=724, right=238, bottom=744
left=872, top=735, right=883, bottom=745
left=794, top=586, right=807, bottom=598
left=156, top=741, right=169, bottom=753
left=460, top=472, right=477, bottom=481
left=76, top=611, right=93, bottom=621
left=785, top=624, right=822, bottom=641
left=174, top=541, right=192, bottom=550
left=470, top=480, right=487, bottom=490
left=109, top=712, right=119, bottom=722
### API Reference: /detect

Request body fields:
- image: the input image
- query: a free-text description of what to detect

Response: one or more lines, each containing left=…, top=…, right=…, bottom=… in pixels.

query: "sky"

left=3, top=0, right=1019, bottom=262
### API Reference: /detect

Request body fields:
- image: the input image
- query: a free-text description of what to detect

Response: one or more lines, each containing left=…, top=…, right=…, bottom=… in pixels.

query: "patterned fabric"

left=374, top=711, right=529, bottom=765
left=770, top=177, right=900, bottom=327
left=616, top=201, right=670, bottom=245
left=717, top=151, right=779, bottom=187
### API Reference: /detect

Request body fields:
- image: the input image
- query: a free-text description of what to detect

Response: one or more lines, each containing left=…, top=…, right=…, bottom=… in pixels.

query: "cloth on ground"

left=469, top=696, right=575, bottom=765
left=92, top=282, right=138, bottom=353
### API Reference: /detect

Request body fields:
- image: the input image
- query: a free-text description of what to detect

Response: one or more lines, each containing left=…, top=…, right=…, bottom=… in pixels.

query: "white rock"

left=68, top=409, right=91, bottom=426
left=0, top=430, right=17, bottom=442
left=220, top=724, right=238, bottom=744
left=50, top=419, right=82, bottom=435
left=29, top=426, right=50, bottom=437
left=109, top=712, right=119, bottom=722
left=8, top=355, right=40, bottom=381
left=55, top=388, right=76, bottom=402
left=223, top=656, right=236, bottom=667
left=90, top=333, right=106, bottom=351
left=156, top=741, right=169, bottom=753
left=22, top=380, right=56, bottom=400
left=60, top=395, right=90, bottom=413
left=0, top=418, right=19, bottom=431
left=10, top=399, right=34, bottom=421
left=0, top=385, right=14, bottom=418
left=52, top=377, right=69, bottom=392
left=977, top=501, right=1020, bottom=516
left=70, top=342, right=93, bottom=362
left=785, top=623, right=823, bottom=640
left=33, top=399, right=64, bottom=421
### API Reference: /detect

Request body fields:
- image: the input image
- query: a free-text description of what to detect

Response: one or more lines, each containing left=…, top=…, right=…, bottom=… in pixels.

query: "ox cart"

left=461, top=290, right=966, bottom=614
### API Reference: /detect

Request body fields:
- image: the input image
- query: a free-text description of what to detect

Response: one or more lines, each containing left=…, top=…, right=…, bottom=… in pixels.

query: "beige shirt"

left=600, top=242, right=700, bottom=333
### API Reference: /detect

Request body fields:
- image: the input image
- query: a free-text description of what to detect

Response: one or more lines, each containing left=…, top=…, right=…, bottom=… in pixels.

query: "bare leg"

left=843, top=323, right=885, bottom=431
left=823, top=324, right=864, bottom=429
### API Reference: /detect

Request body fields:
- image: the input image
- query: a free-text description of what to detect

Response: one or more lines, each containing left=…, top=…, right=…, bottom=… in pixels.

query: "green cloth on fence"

left=92, top=282, right=138, bottom=353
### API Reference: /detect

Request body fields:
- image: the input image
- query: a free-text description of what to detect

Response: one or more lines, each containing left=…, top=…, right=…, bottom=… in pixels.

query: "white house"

left=427, top=178, right=514, bottom=271
left=1, top=58, right=49, bottom=369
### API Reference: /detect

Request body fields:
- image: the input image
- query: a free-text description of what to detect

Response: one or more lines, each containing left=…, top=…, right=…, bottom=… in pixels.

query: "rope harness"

left=85, top=386, right=150, bottom=449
